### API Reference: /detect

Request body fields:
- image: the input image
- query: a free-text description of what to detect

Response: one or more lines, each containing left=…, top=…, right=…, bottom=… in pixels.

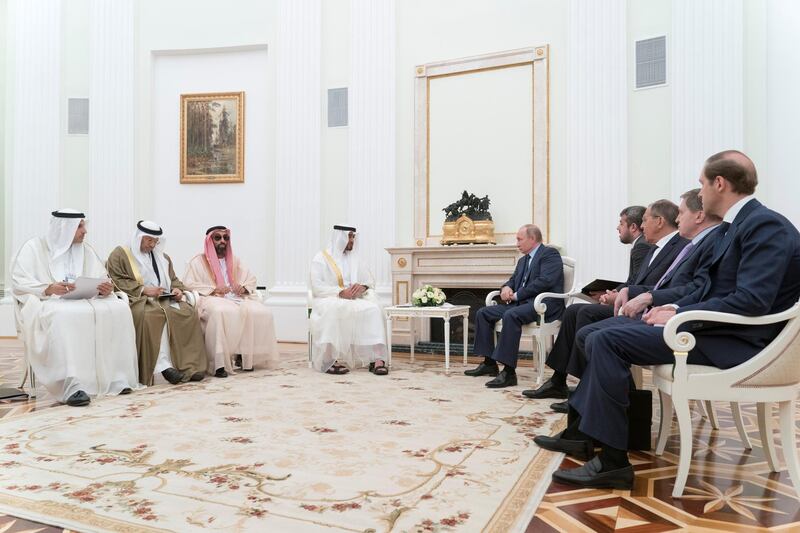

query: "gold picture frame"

left=180, top=91, right=245, bottom=184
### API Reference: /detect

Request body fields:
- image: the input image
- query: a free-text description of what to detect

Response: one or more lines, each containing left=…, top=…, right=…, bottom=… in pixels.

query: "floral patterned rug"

left=0, top=356, right=565, bottom=532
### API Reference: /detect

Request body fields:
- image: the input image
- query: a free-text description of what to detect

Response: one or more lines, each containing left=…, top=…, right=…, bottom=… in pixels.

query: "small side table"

left=384, top=304, right=470, bottom=371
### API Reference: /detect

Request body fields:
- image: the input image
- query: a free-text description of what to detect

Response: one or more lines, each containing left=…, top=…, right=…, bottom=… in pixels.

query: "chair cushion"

left=652, top=363, right=723, bottom=382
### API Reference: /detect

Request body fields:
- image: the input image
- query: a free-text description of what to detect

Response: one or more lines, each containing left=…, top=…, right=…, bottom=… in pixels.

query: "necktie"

left=654, top=242, right=694, bottom=289
left=713, top=221, right=732, bottom=255
left=521, top=254, right=532, bottom=287
left=150, top=252, right=161, bottom=284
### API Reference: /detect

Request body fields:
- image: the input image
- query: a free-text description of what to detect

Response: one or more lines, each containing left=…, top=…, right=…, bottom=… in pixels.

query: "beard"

left=215, top=243, right=227, bottom=256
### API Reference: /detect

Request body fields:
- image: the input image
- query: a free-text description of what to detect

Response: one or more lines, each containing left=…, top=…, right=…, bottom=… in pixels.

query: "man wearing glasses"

left=184, top=226, right=279, bottom=377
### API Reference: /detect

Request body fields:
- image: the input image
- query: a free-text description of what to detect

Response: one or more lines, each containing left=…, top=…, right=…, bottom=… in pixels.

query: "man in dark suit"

left=618, top=206, right=652, bottom=285
left=465, top=224, right=564, bottom=388
left=523, top=200, right=688, bottom=400
left=538, top=150, right=800, bottom=490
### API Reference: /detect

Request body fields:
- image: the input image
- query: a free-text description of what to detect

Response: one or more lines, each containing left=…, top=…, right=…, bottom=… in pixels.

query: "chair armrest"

left=114, top=291, right=130, bottom=305
left=485, top=290, right=501, bottom=307
left=663, top=304, right=800, bottom=353
left=533, top=290, right=587, bottom=314
left=183, top=290, right=199, bottom=307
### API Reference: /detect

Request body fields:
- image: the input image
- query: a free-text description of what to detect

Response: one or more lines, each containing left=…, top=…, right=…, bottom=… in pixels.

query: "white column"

left=267, top=0, right=322, bottom=340
left=7, top=0, right=62, bottom=269
left=348, top=0, right=395, bottom=300
left=89, top=0, right=135, bottom=260
left=565, top=0, right=628, bottom=283
left=671, top=0, right=744, bottom=198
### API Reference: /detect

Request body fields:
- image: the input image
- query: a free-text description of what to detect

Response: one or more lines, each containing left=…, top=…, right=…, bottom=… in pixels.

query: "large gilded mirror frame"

left=413, top=46, right=550, bottom=247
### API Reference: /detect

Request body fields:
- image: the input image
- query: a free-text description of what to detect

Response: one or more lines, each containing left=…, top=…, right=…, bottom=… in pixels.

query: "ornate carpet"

left=0, top=356, right=564, bottom=532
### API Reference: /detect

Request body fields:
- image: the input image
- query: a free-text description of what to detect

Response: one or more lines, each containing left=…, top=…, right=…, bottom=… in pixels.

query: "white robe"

left=12, top=237, right=142, bottom=402
left=309, top=250, right=386, bottom=372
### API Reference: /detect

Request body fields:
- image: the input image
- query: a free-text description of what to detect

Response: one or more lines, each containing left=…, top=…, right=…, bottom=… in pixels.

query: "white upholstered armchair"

left=654, top=300, right=800, bottom=498
left=484, top=256, right=585, bottom=385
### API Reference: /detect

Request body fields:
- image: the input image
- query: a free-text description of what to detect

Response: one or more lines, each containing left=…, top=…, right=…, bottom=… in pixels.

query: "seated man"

left=11, top=209, right=141, bottom=406
left=539, top=150, right=800, bottom=490
left=107, top=221, right=208, bottom=385
left=464, top=224, right=564, bottom=388
left=310, top=225, right=388, bottom=375
left=523, top=200, right=688, bottom=400
left=183, top=226, right=279, bottom=377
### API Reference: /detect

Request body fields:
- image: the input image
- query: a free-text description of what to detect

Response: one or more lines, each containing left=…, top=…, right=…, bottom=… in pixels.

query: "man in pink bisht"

left=184, top=226, right=279, bottom=377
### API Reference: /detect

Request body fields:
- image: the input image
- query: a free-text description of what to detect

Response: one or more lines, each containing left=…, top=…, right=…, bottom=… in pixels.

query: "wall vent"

left=68, top=98, right=89, bottom=134
left=327, top=88, right=348, bottom=127
left=635, top=36, right=667, bottom=89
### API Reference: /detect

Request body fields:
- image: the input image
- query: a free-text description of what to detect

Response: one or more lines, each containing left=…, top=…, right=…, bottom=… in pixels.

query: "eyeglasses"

left=212, top=234, right=230, bottom=242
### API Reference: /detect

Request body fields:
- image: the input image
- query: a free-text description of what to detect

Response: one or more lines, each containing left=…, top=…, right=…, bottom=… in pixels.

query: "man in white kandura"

left=11, top=209, right=141, bottom=406
left=309, top=225, right=388, bottom=375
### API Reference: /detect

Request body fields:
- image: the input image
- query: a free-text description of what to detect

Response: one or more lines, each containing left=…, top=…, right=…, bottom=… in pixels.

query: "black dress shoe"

left=552, top=456, right=634, bottom=490
left=161, top=368, right=184, bottom=385
left=190, top=371, right=205, bottom=382
left=521, top=378, right=569, bottom=399
left=214, top=367, right=228, bottom=378
left=242, top=367, right=254, bottom=372
left=66, top=390, right=90, bottom=407
left=234, top=354, right=243, bottom=368
left=550, top=400, right=568, bottom=413
left=464, top=362, right=499, bottom=377
left=485, top=369, right=518, bottom=388
left=533, top=430, right=595, bottom=461
left=119, top=387, right=133, bottom=395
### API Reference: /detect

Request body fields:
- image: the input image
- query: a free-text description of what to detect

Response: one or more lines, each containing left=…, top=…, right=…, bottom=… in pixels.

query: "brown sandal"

left=326, top=364, right=350, bottom=375
left=369, top=361, right=389, bottom=376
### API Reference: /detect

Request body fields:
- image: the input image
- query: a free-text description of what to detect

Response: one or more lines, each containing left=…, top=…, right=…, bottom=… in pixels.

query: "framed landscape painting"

left=180, top=91, right=245, bottom=183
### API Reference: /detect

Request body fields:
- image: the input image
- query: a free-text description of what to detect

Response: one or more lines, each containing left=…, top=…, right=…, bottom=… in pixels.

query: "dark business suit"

left=546, top=232, right=689, bottom=379
left=473, top=245, right=564, bottom=368
left=625, top=236, right=653, bottom=286
left=573, top=225, right=723, bottom=363
left=572, top=199, right=800, bottom=450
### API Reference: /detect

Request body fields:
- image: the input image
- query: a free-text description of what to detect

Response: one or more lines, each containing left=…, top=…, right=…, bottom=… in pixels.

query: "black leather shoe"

left=464, top=362, right=499, bottom=377
left=242, top=367, right=254, bottom=372
left=119, top=387, right=133, bottom=395
left=533, top=430, right=595, bottom=461
left=190, top=372, right=205, bottom=382
left=485, top=369, right=518, bottom=388
left=214, top=367, right=228, bottom=378
left=234, top=354, right=243, bottom=368
left=550, top=400, right=568, bottom=413
left=521, top=378, right=569, bottom=399
left=552, top=456, right=634, bottom=490
left=161, top=368, right=184, bottom=385
left=66, top=390, right=90, bottom=407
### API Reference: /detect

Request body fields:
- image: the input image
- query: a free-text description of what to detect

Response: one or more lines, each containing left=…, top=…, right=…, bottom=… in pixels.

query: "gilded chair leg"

left=655, top=389, right=673, bottom=455
left=731, top=402, right=752, bottom=450
left=778, top=400, right=800, bottom=499
left=758, top=402, right=779, bottom=472
left=672, top=396, right=693, bottom=498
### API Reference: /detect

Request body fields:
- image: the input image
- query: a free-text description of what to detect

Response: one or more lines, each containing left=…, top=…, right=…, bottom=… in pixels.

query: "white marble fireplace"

left=385, top=244, right=525, bottom=347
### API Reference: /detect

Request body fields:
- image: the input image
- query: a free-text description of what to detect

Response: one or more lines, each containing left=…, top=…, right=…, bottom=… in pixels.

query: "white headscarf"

left=327, top=225, right=359, bottom=284
left=130, top=220, right=171, bottom=290
left=47, top=208, right=85, bottom=282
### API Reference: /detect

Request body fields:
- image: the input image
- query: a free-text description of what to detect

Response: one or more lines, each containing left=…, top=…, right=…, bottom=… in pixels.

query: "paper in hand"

left=61, top=277, right=110, bottom=300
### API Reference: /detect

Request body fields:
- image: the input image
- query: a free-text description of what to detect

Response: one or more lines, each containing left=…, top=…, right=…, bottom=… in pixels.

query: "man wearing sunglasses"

left=184, top=226, right=280, bottom=377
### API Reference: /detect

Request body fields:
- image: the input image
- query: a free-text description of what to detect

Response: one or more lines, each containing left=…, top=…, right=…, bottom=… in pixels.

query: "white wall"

left=627, top=0, right=671, bottom=205
left=0, top=0, right=7, bottom=290
left=396, top=0, right=569, bottom=247
left=151, top=48, right=271, bottom=280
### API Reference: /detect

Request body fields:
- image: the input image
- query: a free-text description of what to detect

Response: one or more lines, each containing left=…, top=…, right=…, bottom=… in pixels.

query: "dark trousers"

left=473, top=303, right=537, bottom=368
left=570, top=324, right=714, bottom=450
left=572, top=315, right=643, bottom=376
left=545, top=303, right=614, bottom=378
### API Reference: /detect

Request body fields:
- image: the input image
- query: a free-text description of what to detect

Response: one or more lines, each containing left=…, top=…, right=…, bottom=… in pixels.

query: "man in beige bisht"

left=310, top=224, right=388, bottom=375
left=107, top=220, right=207, bottom=386
left=183, top=225, right=279, bottom=377
left=11, top=209, right=141, bottom=406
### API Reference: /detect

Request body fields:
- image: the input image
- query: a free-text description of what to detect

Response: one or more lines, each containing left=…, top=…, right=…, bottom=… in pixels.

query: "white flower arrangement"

left=412, top=284, right=446, bottom=307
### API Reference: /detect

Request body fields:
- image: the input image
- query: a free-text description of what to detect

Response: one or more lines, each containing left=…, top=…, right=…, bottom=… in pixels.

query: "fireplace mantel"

left=385, top=244, right=522, bottom=346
